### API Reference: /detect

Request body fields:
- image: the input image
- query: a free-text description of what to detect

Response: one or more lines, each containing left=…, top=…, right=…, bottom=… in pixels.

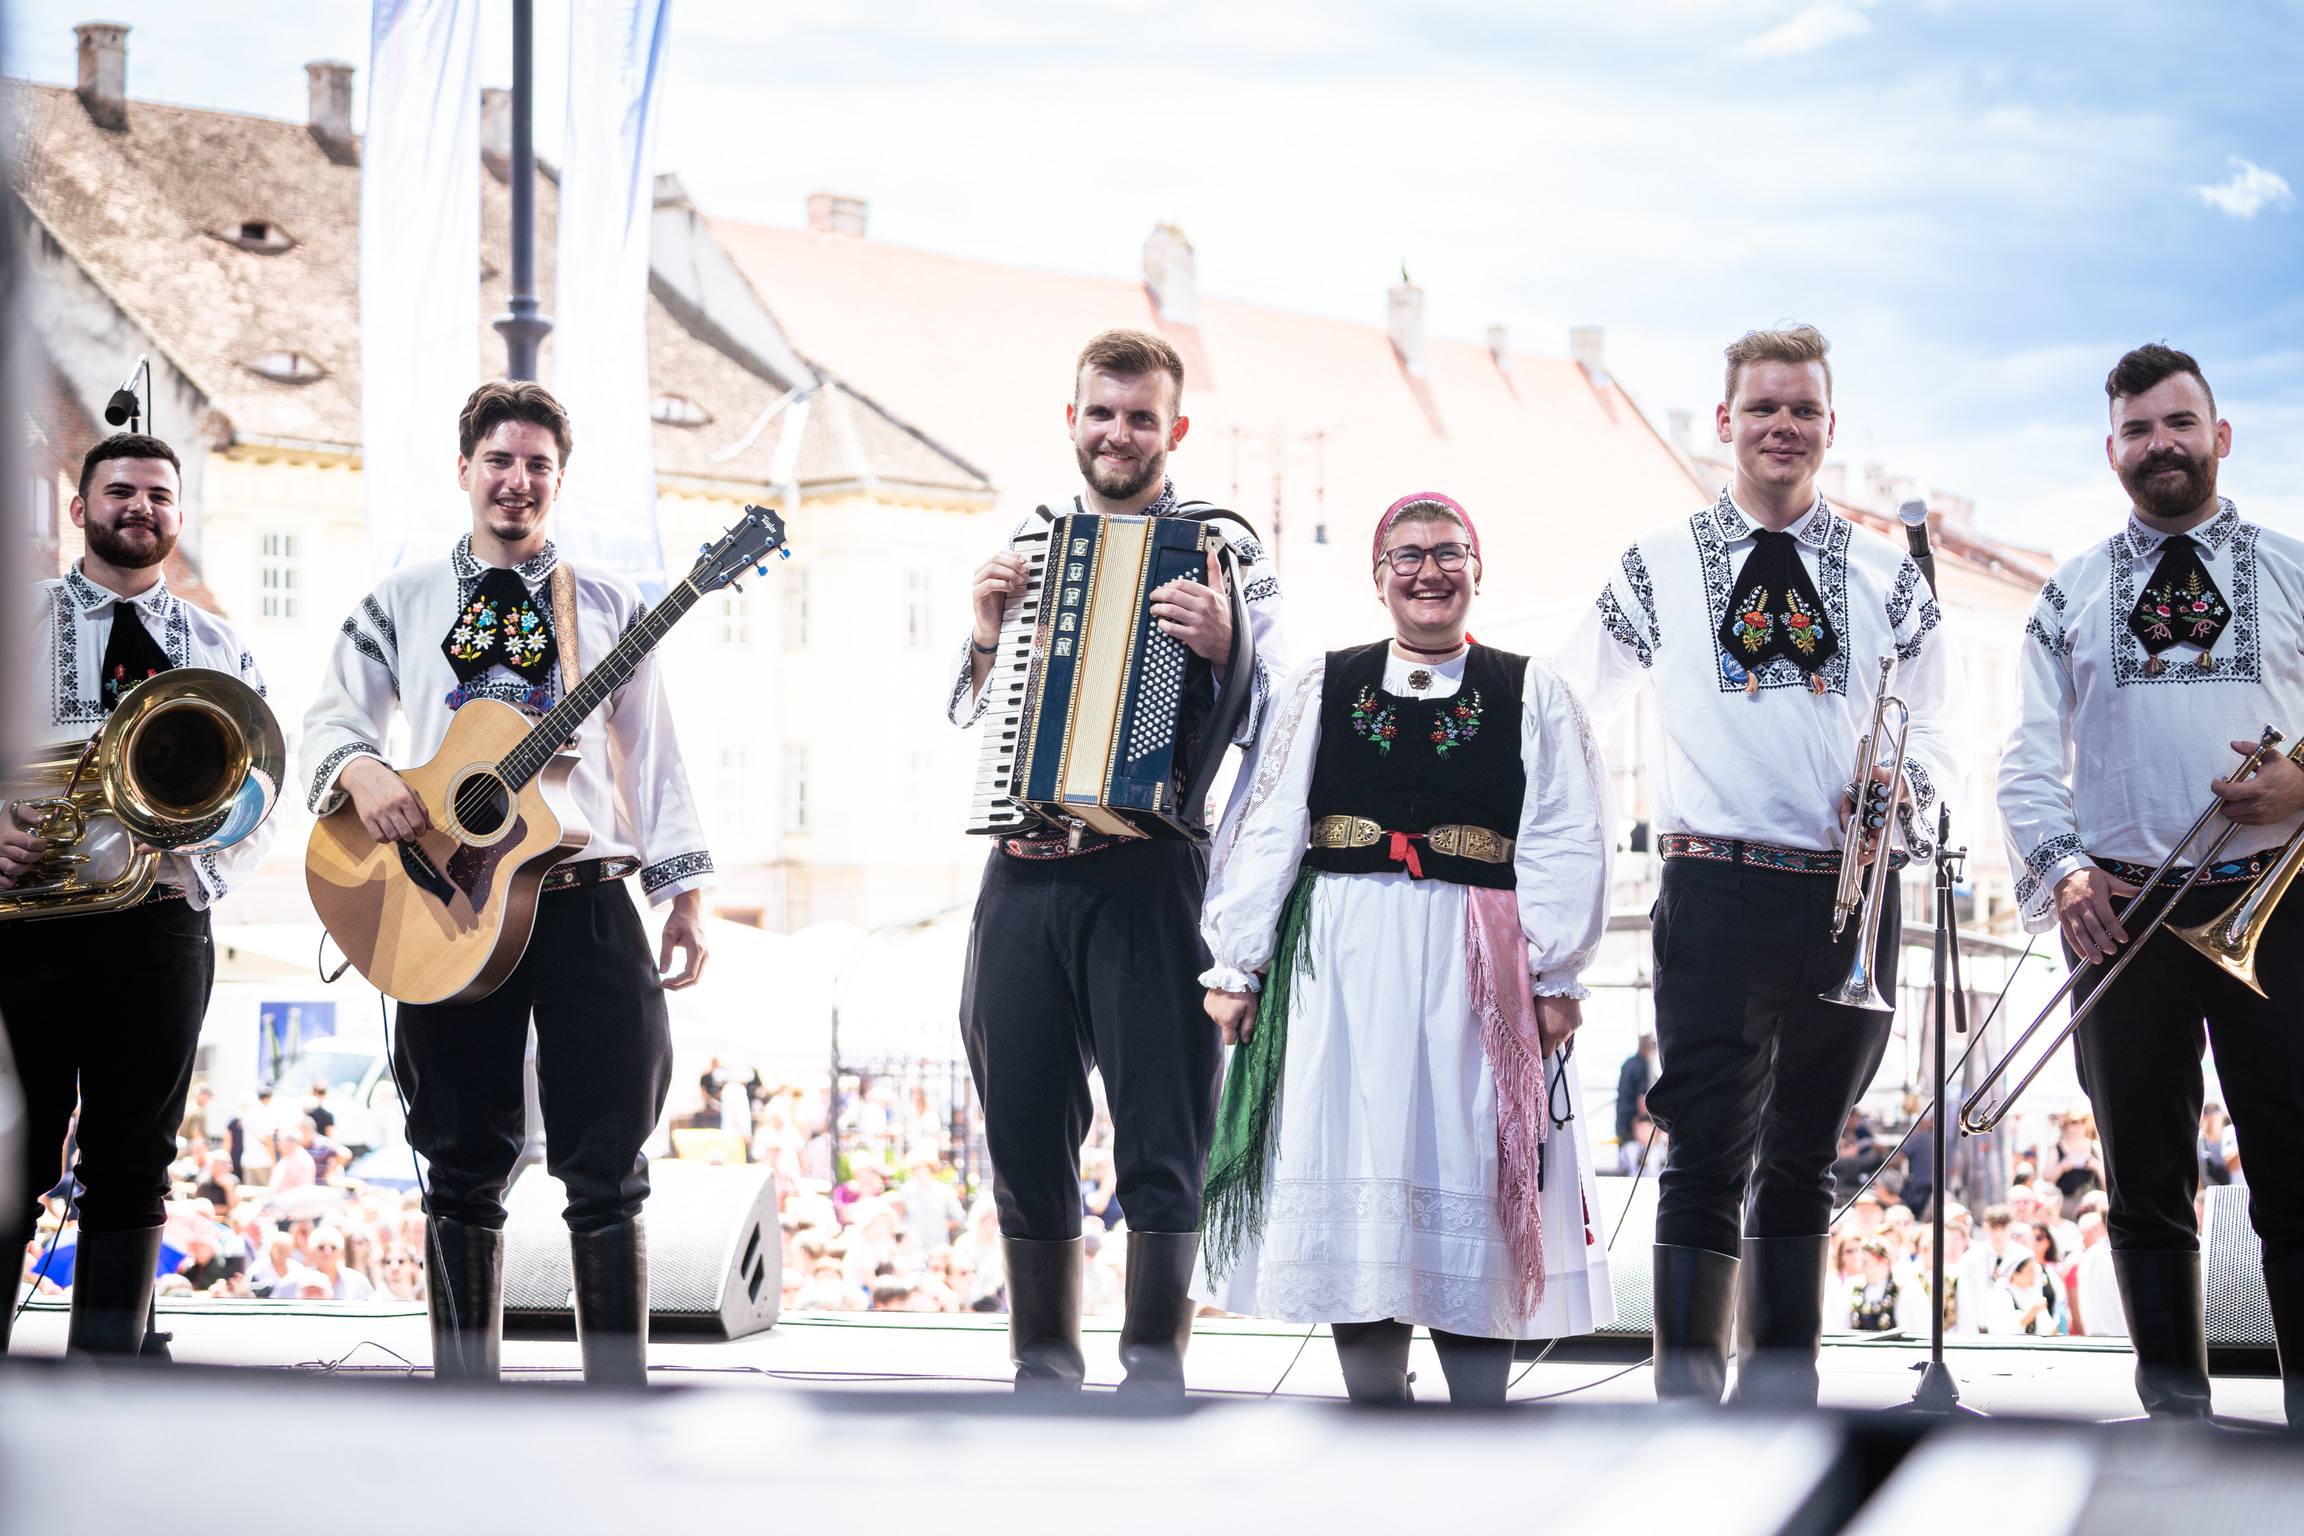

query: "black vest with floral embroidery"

left=1304, top=640, right=1525, bottom=890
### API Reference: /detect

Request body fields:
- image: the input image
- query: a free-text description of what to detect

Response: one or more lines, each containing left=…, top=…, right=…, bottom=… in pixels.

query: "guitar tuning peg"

left=778, top=548, right=792, bottom=560
left=699, top=542, right=710, bottom=553
left=731, top=581, right=744, bottom=594
left=754, top=564, right=768, bottom=576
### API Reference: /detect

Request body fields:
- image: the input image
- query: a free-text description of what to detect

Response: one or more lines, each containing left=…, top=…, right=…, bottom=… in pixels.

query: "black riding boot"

left=1330, top=1319, right=1415, bottom=1405
left=1431, top=1329, right=1515, bottom=1408
left=64, top=1225, right=162, bottom=1358
left=1730, top=1234, right=1830, bottom=1409
left=571, top=1219, right=650, bottom=1388
left=2262, top=1251, right=2304, bottom=1432
left=427, top=1218, right=504, bottom=1384
left=1004, top=1236, right=1085, bottom=1391
left=1115, top=1230, right=1197, bottom=1401
left=1652, top=1243, right=1738, bottom=1403
left=2112, top=1248, right=2212, bottom=1420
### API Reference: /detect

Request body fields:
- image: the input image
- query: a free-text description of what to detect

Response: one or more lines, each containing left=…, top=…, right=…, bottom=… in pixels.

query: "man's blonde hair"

left=1723, top=324, right=1832, bottom=406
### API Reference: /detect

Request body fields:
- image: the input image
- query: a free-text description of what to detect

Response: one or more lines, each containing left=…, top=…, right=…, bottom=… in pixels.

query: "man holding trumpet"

left=1999, top=344, right=2304, bottom=1423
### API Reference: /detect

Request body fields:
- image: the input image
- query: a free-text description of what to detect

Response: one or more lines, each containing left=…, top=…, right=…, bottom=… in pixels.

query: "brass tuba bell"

left=0, top=668, right=286, bottom=921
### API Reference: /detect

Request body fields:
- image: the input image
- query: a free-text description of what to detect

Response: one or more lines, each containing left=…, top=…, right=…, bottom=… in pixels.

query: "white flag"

left=552, top=0, right=673, bottom=597
left=360, top=0, right=483, bottom=576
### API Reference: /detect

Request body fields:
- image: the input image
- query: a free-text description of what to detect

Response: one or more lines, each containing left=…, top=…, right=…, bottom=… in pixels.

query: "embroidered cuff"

left=946, top=637, right=990, bottom=727
left=2013, top=839, right=2093, bottom=934
left=1199, top=964, right=1261, bottom=994
left=641, top=850, right=715, bottom=900
left=1533, top=975, right=1591, bottom=1001
left=1227, top=653, right=1272, bottom=749
left=307, top=741, right=387, bottom=816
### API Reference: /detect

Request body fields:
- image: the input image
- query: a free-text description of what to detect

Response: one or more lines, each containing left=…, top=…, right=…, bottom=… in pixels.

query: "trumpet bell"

left=102, top=669, right=285, bottom=853
left=1818, top=960, right=1894, bottom=1013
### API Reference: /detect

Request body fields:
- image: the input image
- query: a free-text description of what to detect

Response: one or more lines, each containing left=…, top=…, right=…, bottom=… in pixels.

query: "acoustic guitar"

left=307, top=506, right=788, bottom=1004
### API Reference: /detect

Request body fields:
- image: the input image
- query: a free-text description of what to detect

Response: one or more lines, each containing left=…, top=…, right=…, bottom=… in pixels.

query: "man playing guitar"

left=300, top=382, right=710, bottom=1385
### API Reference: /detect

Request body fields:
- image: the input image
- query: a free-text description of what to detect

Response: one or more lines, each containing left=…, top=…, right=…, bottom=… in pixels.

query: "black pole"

left=493, top=0, right=552, bottom=379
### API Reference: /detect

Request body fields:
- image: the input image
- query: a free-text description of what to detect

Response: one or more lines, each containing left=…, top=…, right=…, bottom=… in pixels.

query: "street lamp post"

left=492, top=0, right=552, bottom=380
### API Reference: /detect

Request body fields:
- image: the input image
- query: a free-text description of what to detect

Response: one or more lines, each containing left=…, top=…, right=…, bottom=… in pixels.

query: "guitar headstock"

left=691, top=504, right=792, bottom=595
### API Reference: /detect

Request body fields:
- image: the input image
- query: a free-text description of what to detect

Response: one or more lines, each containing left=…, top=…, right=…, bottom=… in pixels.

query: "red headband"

left=1373, top=492, right=1479, bottom=565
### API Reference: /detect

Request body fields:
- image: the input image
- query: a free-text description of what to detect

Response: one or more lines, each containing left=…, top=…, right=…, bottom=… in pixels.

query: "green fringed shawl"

left=1200, top=863, right=1318, bottom=1281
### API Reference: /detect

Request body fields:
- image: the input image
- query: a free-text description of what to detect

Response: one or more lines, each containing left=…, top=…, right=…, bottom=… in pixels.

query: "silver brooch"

left=1407, top=669, right=1433, bottom=691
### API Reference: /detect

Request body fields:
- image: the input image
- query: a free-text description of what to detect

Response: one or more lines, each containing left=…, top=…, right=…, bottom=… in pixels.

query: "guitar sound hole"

left=453, top=773, right=512, bottom=838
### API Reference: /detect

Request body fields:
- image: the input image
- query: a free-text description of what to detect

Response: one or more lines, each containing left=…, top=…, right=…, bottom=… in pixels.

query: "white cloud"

left=2193, top=158, right=2295, bottom=219
left=1735, top=3, right=1874, bottom=59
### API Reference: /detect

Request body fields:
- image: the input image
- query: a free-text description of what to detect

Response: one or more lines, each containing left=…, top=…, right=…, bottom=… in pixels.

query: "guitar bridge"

left=396, top=839, right=456, bottom=905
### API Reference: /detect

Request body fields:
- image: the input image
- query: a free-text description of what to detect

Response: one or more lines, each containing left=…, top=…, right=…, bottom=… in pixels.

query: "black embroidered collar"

left=1707, top=486, right=1832, bottom=549
left=64, top=563, right=174, bottom=620
left=2121, top=499, right=2240, bottom=562
left=451, top=533, right=560, bottom=585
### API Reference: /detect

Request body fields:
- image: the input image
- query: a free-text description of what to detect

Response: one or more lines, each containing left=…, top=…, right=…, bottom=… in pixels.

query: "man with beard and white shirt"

left=0, top=434, right=274, bottom=1359
left=2001, top=343, right=2304, bottom=1421
left=946, top=328, right=1291, bottom=1396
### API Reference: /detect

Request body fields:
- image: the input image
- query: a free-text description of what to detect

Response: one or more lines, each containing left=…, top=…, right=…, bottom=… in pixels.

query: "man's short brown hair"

left=458, top=379, right=573, bottom=464
left=2106, top=342, right=2215, bottom=418
left=77, top=432, right=181, bottom=502
left=1723, top=324, right=1833, bottom=406
left=1075, top=329, right=1185, bottom=415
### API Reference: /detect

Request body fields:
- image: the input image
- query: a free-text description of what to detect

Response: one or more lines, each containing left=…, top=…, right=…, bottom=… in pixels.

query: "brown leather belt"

left=1309, top=815, right=1514, bottom=864
left=542, top=855, right=641, bottom=893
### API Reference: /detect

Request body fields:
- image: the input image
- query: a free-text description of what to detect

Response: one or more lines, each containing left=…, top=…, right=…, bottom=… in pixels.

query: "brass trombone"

left=1819, top=656, right=1910, bottom=1013
left=1958, top=726, right=2284, bottom=1135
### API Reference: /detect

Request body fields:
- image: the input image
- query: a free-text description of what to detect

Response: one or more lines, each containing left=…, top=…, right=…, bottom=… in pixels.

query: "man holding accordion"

left=1999, top=343, right=2304, bottom=1423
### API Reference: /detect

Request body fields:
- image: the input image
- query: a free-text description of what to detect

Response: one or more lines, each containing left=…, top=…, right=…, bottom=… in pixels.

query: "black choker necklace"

left=1395, top=638, right=1466, bottom=658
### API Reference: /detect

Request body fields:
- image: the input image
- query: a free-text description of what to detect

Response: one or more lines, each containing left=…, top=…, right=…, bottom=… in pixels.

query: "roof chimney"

left=307, top=60, right=354, bottom=146
left=1388, top=271, right=1427, bottom=378
left=480, top=86, right=512, bottom=164
left=806, top=193, right=867, bottom=237
left=1487, top=324, right=1511, bottom=374
left=1570, top=326, right=1609, bottom=386
left=75, top=22, right=129, bottom=132
left=1143, top=223, right=1199, bottom=324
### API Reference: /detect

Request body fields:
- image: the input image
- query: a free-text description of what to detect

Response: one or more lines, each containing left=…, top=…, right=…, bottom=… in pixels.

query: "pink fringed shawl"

left=1464, top=885, right=1566, bottom=1320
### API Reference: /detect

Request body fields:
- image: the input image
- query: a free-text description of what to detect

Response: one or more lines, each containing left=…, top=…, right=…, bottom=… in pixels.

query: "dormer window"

left=220, top=219, right=295, bottom=254
left=253, top=350, right=325, bottom=384
left=651, top=394, right=711, bottom=427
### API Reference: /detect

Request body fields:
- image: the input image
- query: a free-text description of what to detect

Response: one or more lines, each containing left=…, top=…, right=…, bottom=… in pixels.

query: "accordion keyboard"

left=964, top=527, right=1050, bottom=835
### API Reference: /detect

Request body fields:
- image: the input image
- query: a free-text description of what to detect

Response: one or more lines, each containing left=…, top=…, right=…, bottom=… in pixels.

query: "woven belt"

left=541, top=855, right=641, bottom=893
left=2094, top=851, right=2277, bottom=890
left=1660, top=832, right=1908, bottom=875
left=1001, top=835, right=1118, bottom=861
left=1309, top=815, right=1514, bottom=864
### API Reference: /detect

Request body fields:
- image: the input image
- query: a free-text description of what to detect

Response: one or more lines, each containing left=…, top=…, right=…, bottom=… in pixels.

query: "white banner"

left=551, top=0, right=673, bottom=597
left=360, top=0, right=483, bottom=575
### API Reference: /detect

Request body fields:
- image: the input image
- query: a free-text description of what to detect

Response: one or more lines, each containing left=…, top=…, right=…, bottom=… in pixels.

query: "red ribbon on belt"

left=1385, top=831, right=1425, bottom=878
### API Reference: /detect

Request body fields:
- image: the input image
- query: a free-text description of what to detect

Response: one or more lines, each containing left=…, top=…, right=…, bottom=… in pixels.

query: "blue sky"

left=11, top=0, right=2300, bottom=560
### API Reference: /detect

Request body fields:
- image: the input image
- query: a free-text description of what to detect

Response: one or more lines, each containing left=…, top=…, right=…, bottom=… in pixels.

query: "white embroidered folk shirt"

left=1998, top=499, right=2304, bottom=932
left=29, top=563, right=277, bottom=908
left=944, top=481, right=1295, bottom=852
left=299, top=536, right=714, bottom=904
left=1555, top=487, right=1961, bottom=860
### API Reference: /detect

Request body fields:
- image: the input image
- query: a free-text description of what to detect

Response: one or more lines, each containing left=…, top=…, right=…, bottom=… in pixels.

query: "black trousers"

left=394, top=881, right=672, bottom=1232
left=2071, top=871, right=2304, bottom=1261
left=0, top=897, right=213, bottom=1236
left=959, top=840, right=1222, bottom=1240
left=1648, top=857, right=1898, bottom=1255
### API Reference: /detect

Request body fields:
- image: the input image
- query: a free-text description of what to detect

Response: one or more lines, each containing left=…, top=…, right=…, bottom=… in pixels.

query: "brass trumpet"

left=0, top=668, right=286, bottom=921
left=1958, top=726, right=2284, bottom=1135
left=1819, top=656, right=1910, bottom=1013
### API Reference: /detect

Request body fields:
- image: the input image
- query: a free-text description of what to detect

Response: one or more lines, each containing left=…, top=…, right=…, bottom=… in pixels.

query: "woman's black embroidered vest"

left=1304, top=640, right=1526, bottom=890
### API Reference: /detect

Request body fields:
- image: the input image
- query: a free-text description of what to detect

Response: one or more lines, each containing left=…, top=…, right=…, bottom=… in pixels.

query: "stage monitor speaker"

left=1592, top=1174, right=1660, bottom=1335
left=2203, top=1182, right=2273, bottom=1348
left=501, top=1159, right=780, bottom=1339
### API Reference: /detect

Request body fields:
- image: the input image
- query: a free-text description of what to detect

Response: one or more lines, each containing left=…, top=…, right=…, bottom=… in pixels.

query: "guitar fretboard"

left=499, top=578, right=702, bottom=791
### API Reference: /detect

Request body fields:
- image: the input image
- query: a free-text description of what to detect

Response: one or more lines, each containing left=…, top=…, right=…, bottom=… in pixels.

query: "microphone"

left=102, top=355, right=148, bottom=430
left=1898, top=498, right=1937, bottom=596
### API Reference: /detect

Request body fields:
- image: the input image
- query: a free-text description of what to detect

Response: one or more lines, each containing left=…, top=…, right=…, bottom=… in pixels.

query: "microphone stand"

left=1894, top=802, right=1984, bottom=1415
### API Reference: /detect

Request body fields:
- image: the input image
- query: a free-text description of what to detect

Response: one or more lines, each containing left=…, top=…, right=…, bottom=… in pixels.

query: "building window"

left=651, top=394, right=711, bottom=427
left=906, top=570, right=932, bottom=649
left=718, top=745, right=753, bottom=835
left=783, top=567, right=809, bottom=649
left=782, top=745, right=809, bottom=833
left=27, top=475, right=53, bottom=538
left=260, top=531, right=300, bottom=618
left=253, top=351, right=324, bottom=384
left=719, top=592, right=749, bottom=646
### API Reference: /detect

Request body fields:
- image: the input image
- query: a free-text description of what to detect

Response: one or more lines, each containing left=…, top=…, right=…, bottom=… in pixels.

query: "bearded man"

left=945, top=328, right=1291, bottom=1395
left=2000, top=343, right=2304, bottom=1423
left=0, top=434, right=274, bottom=1358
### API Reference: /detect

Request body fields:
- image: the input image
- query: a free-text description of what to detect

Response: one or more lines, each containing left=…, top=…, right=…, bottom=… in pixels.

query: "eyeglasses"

left=1380, top=542, right=1472, bottom=576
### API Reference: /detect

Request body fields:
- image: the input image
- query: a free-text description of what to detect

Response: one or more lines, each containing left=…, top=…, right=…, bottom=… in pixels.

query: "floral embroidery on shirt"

left=1782, top=589, right=1825, bottom=656
left=1431, top=689, right=1484, bottom=758
left=447, top=595, right=500, bottom=663
left=1728, top=589, right=1773, bottom=654
left=1350, top=687, right=1397, bottom=754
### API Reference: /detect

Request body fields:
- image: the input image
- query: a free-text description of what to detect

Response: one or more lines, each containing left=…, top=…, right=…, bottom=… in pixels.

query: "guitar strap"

left=549, top=560, right=581, bottom=697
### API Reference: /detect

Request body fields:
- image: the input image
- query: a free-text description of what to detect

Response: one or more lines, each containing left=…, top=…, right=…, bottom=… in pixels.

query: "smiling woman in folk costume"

left=1195, top=493, right=1616, bottom=1407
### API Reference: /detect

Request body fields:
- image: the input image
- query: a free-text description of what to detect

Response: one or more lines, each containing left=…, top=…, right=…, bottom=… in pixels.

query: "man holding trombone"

left=1998, top=344, right=2304, bottom=1423
left=1560, top=324, right=1959, bottom=1406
